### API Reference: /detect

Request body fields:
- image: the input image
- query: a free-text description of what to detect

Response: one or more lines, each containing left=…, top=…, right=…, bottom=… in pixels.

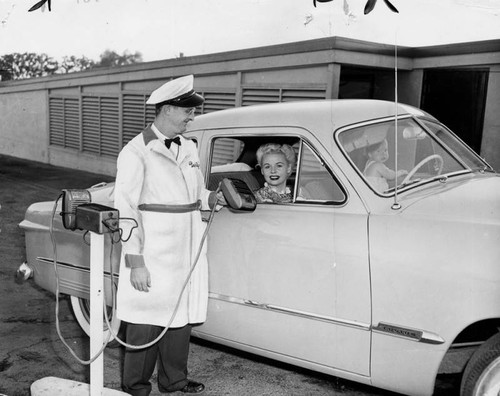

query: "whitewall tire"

left=69, top=295, right=123, bottom=347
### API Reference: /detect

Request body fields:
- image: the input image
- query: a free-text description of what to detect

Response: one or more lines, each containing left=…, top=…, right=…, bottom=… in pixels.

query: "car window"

left=294, top=142, right=346, bottom=204
left=337, top=118, right=469, bottom=194
left=208, top=137, right=264, bottom=192
left=207, top=136, right=346, bottom=205
left=420, top=120, right=491, bottom=171
left=210, top=138, right=244, bottom=166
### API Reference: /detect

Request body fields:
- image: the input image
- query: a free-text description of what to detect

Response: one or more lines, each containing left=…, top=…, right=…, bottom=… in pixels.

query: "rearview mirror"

left=403, top=126, right=426, bottom=140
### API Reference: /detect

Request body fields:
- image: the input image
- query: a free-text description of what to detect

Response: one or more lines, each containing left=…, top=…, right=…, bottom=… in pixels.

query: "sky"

left=0, top=0, right=499, bottom=62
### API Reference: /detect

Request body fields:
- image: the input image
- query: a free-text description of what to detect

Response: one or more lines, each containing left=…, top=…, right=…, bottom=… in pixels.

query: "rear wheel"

left=460, top=332, right=500, bottom=396
left=70, top=295, right=123, bottom=348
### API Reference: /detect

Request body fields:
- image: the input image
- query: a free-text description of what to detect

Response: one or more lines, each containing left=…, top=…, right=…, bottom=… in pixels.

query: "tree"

left=58, top=55, right=96, bottom=74
left=0, top=49, right=144, bottom=81
left=0, top=52, right=58, bottom=81
left=0, top=55, right=14, bottom=81
left=97, top=49, right=143, bottom=68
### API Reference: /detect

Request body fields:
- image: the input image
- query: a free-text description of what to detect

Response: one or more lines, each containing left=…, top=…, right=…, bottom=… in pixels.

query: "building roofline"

left=409, top=39, right=500, bottom=57
left=1, top=36, right=499, bottom=88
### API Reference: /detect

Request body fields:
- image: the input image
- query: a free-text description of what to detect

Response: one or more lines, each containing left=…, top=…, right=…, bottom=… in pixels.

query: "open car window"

left=208, top=137, right=264, bottom=192
left=208, top=136, right=346, bottom=205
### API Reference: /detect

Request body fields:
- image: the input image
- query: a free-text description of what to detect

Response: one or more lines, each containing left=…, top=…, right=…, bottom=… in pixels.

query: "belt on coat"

left=138, top=200, right=202, bottom=213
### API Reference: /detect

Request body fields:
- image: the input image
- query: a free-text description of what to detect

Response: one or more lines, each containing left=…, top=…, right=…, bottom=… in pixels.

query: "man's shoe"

left=166, top=381, right=205, bottom=394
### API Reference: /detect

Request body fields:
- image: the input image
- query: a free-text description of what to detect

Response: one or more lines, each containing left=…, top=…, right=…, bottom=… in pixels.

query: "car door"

left=196, top=128, right=371, bottom=376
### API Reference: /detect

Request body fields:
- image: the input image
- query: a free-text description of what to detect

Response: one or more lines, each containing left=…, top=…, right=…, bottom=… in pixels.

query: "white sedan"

left=20, top=100, right=500, bottom=396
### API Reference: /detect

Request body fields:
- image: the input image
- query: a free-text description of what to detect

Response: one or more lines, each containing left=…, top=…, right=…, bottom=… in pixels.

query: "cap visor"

left=172, top=92, right=204, bottom=108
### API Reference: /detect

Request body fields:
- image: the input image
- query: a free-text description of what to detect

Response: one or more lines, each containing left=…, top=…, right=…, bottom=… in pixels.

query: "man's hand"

left=216, top=190, right=227, bottom=206
left=130, top=267, right=151, bottom=292
left=209, top=190, right=227, bottom=208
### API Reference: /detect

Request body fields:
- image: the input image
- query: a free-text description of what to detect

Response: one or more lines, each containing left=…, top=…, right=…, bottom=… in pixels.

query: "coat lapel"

left=142, top=126, right=156, bottom=146
left=142, top=125, right=179, bottom=162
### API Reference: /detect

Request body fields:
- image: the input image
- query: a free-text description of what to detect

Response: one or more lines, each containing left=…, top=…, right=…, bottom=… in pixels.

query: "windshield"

left=337, top=117, right=492, bottom=195
left=419, top=119, right=491, bottom=171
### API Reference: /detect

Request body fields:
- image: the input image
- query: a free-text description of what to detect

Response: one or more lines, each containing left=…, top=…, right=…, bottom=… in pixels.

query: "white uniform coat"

left=114, top=126, right=212, bottom=328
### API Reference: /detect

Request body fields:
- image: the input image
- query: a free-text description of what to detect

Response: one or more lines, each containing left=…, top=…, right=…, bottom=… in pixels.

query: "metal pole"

left=90, top=232, right=104, bottom=396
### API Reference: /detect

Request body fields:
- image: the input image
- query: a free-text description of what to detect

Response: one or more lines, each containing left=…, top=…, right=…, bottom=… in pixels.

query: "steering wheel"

left=402, top=154, right=444, bottom=185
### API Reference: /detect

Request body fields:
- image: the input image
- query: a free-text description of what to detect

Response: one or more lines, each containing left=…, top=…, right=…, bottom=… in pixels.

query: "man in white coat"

left=114, top=75, right=221, bottom=395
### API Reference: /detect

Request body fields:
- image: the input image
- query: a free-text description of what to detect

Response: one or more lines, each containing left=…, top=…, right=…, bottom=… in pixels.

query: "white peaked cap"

left=146, top=75, right=204, bottom=107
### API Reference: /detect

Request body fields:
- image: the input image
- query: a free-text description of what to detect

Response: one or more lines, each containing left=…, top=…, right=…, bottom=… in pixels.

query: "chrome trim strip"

left=59, top=278, right=89, bottom=294
left=372, top=322, right=445, bottom=345
left=19, top=219, right=48, bottom=231
left=36, top=257, right=119, bottom=278
left=209, top=293, right=370, bottom=331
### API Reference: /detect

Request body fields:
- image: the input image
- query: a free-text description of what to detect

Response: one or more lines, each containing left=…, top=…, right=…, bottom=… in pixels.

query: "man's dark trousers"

left=122, top=322, right=192, bottom=396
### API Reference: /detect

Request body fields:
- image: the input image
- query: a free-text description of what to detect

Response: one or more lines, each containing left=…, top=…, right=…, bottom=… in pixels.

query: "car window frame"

left=205, top=129, right=347, bottom=206
left=293, top=139, right=347, bottom=206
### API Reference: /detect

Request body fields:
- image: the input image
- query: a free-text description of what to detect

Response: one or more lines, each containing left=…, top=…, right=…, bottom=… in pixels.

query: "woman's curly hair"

left=256, top=143, right=296, bottom=168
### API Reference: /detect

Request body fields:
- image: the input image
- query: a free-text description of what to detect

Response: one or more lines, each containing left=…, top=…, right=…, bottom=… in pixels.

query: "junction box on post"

left=76, top=203, right=119, bottom=235
left=31, top=191, right=126, bottom=396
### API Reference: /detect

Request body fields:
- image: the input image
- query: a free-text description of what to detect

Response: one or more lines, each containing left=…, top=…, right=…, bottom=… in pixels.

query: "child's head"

left=256, top=143, right=296, bottom=190
left=366, top=139, right=389, bottom=163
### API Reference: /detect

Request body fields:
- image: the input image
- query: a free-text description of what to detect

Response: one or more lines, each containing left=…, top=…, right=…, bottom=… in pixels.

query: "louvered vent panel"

left=64, top=98, right=80, bottom=149
left=49, top=97, right=65, bottom=146
left=201, top=91, right=236, bottom=113
left=145, top=104, right=155, bottom=126
left=241, top=88, right=280, bottom=107
left=100, top=96, right=119, bottom=157
left=211, top=138, right=244, bottom=166
left=281, top=88, right=326, bottom=102
left=123, top=94, right=148, bottom=145
left=242, top=87, right=327, bottom=106
left=82, top=96, right=100, bottom=154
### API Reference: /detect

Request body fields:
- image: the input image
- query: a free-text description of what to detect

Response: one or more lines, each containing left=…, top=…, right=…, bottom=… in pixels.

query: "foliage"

left=97, top=50, right=143, bottom=68
left=0, top=52, right=58, bottom=81
left=58, top=55, right=96, bottom=74
left=0, top=50, right=143, bottom=81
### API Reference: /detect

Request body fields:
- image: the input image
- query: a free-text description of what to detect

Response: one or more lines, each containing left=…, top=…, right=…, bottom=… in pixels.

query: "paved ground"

left=0, top=154, right=461, bottom=396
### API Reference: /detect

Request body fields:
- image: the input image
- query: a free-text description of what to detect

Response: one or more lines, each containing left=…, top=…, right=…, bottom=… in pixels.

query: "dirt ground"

left=0, top=154, right=461, bottom=396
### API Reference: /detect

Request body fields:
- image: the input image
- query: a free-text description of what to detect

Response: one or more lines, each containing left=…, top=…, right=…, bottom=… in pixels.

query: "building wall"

left=0, top=90, right=48, bottom=163
left=0, top=37, right=498, bottom=175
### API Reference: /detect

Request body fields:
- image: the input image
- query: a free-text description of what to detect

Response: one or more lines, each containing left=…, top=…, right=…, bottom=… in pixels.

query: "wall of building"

left=0, top=37, right=498, bottom=175
left=0, top=90, right=48, bottom=163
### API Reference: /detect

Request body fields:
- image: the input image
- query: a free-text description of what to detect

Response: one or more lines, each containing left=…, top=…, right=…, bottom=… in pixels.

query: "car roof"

left=189, top=99, right=430, bottom=138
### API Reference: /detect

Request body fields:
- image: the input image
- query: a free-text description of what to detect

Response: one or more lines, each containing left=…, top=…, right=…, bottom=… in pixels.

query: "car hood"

left=400, top=174, right=500, bottom=224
